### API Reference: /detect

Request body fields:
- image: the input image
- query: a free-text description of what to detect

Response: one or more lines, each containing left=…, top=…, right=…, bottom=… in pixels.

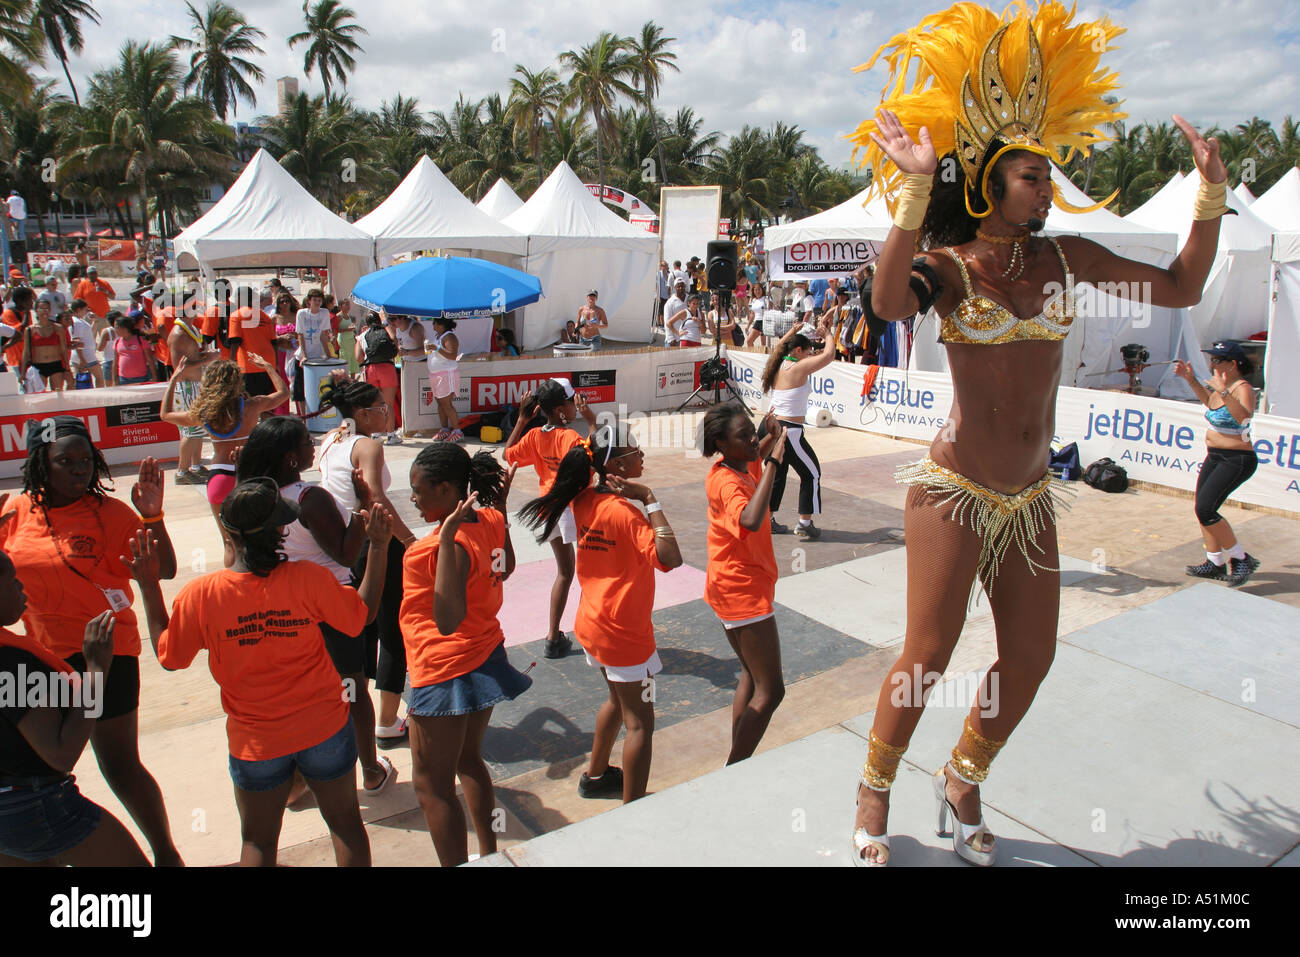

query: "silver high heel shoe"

left=932, top=767, right=996, bottom=866
left=851, top=780, right=890, bottom=867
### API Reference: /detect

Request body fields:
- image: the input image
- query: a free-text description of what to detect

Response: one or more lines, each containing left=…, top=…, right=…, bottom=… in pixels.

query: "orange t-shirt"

left=201, top=303, right=230, bottom=359
left=157, top=561, right=367, bottom=761
left=73, top=278, right=113, bottom=318
left=503, top=426, right=581, bottom=496
left=571, top=489, right=669, bottom=667
left=400, top=508, right=506, bottom=687
left=705, top=459, right=778, bottom=622
left=0, top=493, right=144, bottom=658
left=151, top=305, right=176, bottom=365
left=2, top=307, right=24, bottom=368
left=228, top=307, right=276, bottom=373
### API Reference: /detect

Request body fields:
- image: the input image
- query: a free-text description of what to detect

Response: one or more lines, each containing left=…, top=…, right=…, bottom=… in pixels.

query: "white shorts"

left=585, top=649, right=663, bottom=683
left=544, top=505, right=577, bottom=545
left=717, top=611, right=775, bottom=630
left=430, top=368, right=459, bottom=400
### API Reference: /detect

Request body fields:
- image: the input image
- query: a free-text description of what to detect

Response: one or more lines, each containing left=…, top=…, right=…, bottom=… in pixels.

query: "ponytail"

left=411, top=443, right=507, bottom=511
left=518, top=427, right=617, bottom=542
left=761, top=333, right=811, bottom=392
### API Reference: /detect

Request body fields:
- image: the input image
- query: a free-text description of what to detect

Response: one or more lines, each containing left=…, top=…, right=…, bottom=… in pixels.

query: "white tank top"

left=768, top=376, right=812, bottom=418
left=427, top=330, right=458, bottom=372
left=279, top=480, right=351, bottom=583
left=395, top=322, right=421, bottom=350
left=318, top=431, right=391, bottom=512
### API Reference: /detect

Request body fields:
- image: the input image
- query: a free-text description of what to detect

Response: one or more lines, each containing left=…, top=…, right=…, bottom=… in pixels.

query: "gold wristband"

left=892, top=173, right=933, bottom=232
left=1192, top=177, right=1229, bottom=221
left=140, top=511, right=165, bottom=524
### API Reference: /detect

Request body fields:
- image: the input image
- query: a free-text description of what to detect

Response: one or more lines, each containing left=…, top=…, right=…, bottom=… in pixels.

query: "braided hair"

left=220, top=478, right=287, bottom=577
left=518, top=426, right=618, bottom=542
left=21, top=429, right=113, bottom=509
left=317, top=376, right=380, bottom=420
left=412, top=442, right=507, bottom=512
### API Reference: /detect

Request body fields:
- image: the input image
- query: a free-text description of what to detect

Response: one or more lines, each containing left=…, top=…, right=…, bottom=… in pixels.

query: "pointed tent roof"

left=1251, top=167, right=1300, bottom=233
left=503, top=161, right=657, bottom=253
left=1234, top=182, right=1257, bottom=205
left=476, top=179, right=525, bottom=221
left=1127, top=170, right=1275, bottom=252
left=174, top=148, right=373, bottom=267
left=1126, top=171, right=1185, bottom=223
left=1042, top=170, right=1178, bottom=253
left=763, top=188, right=893, bottom=250
left=354, top=156, right=526, bottom=259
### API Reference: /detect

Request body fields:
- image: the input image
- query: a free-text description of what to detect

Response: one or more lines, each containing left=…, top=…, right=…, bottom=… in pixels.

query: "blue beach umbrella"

left=350, top=255, right=543, bottom=318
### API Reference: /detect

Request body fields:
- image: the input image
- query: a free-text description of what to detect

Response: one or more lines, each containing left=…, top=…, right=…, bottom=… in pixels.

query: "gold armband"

left=892, top=173, right=933, bottom=232
left=1192, top=177, right=1229, bottom=221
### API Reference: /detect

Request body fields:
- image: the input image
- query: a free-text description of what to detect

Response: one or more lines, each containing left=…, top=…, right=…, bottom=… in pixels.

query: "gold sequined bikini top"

left=939, top=238, right=1075, bottom=345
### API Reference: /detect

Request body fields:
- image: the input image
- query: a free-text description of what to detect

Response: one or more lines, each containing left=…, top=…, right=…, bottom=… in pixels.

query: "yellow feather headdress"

left=850, top=1, right=1127, bottom=218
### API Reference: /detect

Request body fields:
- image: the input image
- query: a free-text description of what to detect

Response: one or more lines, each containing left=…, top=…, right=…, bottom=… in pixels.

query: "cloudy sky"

left=52, top=0, right=1300, bottom=174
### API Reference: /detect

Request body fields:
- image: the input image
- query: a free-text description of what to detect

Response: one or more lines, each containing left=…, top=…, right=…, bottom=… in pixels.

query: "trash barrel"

left=304, top=358, right=348, bottom=433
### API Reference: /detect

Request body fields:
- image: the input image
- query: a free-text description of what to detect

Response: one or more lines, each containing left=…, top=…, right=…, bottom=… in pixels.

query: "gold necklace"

left=976, top=229, right=1031, bottom=281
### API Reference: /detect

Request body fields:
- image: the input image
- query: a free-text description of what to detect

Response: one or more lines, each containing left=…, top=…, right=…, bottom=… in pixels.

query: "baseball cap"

left=587, top=289, right=598, bottom=297
left=220, top=477, right=300, bottom=534
left=549, top=377, right=576, bottom=399
left=1203, top=340, right=1248, bottom=363
left=86, top=265, right=98, bottom=274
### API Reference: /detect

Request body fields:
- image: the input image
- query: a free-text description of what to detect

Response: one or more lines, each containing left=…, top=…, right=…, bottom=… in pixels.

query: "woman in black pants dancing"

left=1175, top=340, right=1260, bottom=587
left=760, top=317, right=837, bottom=540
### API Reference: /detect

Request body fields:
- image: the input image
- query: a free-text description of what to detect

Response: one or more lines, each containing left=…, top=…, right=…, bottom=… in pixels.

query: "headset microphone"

left=1022, top=217, right=1045, bottom=231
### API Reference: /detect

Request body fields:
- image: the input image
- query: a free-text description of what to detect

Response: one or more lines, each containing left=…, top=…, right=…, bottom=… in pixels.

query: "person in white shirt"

left=670, top=261, right=689, bottom=289
left=790, top=282, right=814, bottom=323
left=38, top=276, right=67, bottom=314
left=663, top=279, right=687, bottom=348
left=746, top=283, right=769, bottom=349
left=294, top=286, right=333, bottom=409
left=6, top=191, right=26, bottom=241
left=667, top=294, right=704, bottom=347
left=58, top=307, right=102, bottom=388
left=657, top=261, right=671, bottom=319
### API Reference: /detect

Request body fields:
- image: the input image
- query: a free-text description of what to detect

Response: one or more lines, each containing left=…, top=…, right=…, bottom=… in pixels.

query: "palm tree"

left=559, top=31, right=637, bottom=192
left=60, top=41, right=233, bottom=244
left=625, top=21, right=678, bottom=186
left=708, top=126, right=773, bottom=223
left=288, top=0, right=367, bottom=100
left=169, top=1, right=266, bottom=122
left=506, top=64, right=563, bottom=188
left=0, top=0, right=45, bottom=101
left=660, top=106, right=719, bottom=184
left=262, top=91, right=373, bottom=208
left=441, top=93, right=522, bottom=200
left=34, top=0, right=100, bottom=105
left=368, top=94, right=437, bottom=190
left=0, top=81, right=69, bottom=240
left=536, top=106, right=596, bottom=189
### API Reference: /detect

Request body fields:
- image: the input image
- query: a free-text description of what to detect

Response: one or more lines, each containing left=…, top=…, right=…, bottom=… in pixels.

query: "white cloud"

left=41, top=0, right=1300, bottom=173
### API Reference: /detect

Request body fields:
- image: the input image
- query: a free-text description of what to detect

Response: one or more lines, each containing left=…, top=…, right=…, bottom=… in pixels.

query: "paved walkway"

left=5, top=417, right=1297, bottom=866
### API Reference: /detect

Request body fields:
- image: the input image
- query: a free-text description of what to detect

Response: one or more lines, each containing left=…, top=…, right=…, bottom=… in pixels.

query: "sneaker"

left=795, top=521, right=821, bottom=541
left=173, top=470, right=196, bottom=485
left=434, top=428, right=451, bottom=442
left=375, top=717, right=408, bottom=750
left=770, top=516, right=789, bottom=534
left=1226, top=554, right=1260, bottom=588
left=385, top=431, right=404, bottom=445
left=543, top=633, right=573, bottom=659
left=578, top=766, right=624, bottom=798
left=192, top=466, right=211, bottom=482
left=1185, top=559, right=1227, bottom=581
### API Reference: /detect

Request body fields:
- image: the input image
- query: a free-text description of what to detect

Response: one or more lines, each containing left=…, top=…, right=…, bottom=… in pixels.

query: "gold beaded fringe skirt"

left=896, top=456, right=1074, bottom=592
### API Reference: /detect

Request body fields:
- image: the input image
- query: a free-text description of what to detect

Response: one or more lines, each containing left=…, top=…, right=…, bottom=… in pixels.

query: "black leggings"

left=354, top=537, right=408, bottom=694
left=1195, top=447, right=1257, bottom=526
left=769, top=422, right=822, bottom=517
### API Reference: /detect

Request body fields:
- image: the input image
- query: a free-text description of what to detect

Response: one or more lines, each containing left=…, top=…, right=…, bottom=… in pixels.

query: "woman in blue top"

left=1174, top=341, right=1260, bottom=587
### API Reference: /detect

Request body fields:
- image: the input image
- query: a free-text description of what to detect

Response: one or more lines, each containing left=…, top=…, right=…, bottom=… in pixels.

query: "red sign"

left=465, top=370, right=617, bottom=413
left=97, top=239, right=137, bottom=261
left=0, top=401, right=172, bottom=463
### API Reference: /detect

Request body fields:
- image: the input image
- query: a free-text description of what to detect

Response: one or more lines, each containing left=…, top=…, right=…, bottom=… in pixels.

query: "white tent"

left=1250, top=167, right=1300, bottom=233
left=174, top=149, right=374, bottom=299
left=1235, top=183, right=1257, bottom=206
left=1125, top=171, right=1184, bottom=223
left=476, top=179, right=525, bottom=221
left=1266, top=231, right=1300, bottom=416
left=503, top=162, right=658, bottom=349
left=1126, top=170, right=1275, bottom=349
left=354, top=156, right=527, bottom=262
left=764, top=187, right=892, bottom=249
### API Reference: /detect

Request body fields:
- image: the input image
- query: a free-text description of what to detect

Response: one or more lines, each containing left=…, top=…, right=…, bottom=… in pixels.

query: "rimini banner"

left=724, top=351, right=1300, bottom=514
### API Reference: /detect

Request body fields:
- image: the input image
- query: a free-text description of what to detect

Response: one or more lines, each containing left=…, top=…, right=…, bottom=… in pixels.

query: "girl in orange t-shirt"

left=503, top=378, right=598, bottom=659
left=401, top=443, right=532, bottom=866
left=520, top=425, right=682, bottom=803
left=127, top=477, right=394, bottom=867
left=702, top=403, right=788, bottom=764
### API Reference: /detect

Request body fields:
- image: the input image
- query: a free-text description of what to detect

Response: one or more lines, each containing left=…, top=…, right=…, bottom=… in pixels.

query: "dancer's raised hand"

left=1172, top=114, right=1227, bottom=184
left=867, top=108, right=936, bottom=175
